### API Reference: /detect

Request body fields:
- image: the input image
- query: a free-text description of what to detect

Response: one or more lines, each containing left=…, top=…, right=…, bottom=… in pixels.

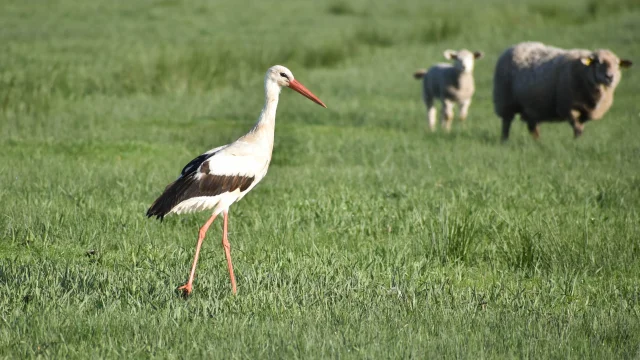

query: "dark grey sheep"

left=493, top=41, right=632, bottom=140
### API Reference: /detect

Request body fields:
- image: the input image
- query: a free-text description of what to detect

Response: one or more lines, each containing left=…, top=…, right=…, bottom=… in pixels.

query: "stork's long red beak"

left=289, top=79, right=327, bottom=108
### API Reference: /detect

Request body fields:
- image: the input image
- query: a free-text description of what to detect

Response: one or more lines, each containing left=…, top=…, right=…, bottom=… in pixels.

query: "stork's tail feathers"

left=146, top=176, right=195, bottom=221
left=413, top=69, right=427, bottom=79
left=146, top=190, right=173, bottom=221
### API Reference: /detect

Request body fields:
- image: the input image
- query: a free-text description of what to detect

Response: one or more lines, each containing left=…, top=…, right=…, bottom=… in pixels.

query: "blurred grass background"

left=1, top=0, right=640, bottom=358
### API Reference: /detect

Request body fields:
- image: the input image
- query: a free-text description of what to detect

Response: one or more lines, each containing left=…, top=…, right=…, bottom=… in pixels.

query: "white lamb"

left=414, top=49, right=484, bottom=131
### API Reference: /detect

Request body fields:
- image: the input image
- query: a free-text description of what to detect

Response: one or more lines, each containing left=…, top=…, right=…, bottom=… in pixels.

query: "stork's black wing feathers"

left=180, top=151, right=218, bottom=177
left=146, top=151, right=255, bottom=221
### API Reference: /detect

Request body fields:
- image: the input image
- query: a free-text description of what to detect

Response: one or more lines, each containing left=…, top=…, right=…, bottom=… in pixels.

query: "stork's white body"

left=168, top=105, right=277, bottom=216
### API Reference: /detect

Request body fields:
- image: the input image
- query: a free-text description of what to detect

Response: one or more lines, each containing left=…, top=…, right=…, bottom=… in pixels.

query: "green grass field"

left=2, top=0, right=640, bottom=358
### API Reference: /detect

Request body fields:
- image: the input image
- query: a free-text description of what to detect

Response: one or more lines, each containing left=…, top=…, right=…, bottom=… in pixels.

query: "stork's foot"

left=177, top=283, right=193, bottom=297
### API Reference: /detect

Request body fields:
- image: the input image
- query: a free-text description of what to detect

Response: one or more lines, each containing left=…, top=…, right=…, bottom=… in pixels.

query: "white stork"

left=147, top=65, right=326, bottom=295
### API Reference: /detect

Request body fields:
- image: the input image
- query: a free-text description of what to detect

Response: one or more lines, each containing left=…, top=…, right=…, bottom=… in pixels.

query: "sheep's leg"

left=459, top=100, right=471, bottom=122
left=569, top=110, right=584, bottom=138
left=572, top=123, right=584, bottom=138
left=425, top=97, right=437, bottom=131
left=527, top=121, right=540, bottom=140
left=441, top=100, right=454, bottom=132
left=500, top=115, right=514, bottom=142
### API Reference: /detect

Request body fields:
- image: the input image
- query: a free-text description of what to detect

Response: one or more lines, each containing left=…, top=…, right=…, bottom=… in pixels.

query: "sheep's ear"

left=581, top=56, right=594, bottom=66
left=620, top=59, right=633, bottom=69
left=444, top=50, right=457, bottom=60
left=473, top=51, right=484, bottom=59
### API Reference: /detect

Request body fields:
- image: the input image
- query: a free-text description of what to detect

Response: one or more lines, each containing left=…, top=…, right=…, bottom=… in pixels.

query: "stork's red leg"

left=178, top=213, right=218, bottom=296
left=222, top=211, right=237, bottom=295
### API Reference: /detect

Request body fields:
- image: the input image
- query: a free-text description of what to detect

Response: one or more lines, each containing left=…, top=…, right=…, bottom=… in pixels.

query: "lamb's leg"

left=441, top=99, right=454, bottom=132
left=459, top=99, right=471, bottom=122
left=425, top=97, right=437, bottom=131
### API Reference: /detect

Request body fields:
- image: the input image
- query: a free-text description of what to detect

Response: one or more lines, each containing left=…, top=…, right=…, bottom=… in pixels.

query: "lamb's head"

left=580, top=50, right=633, bottom=88
left=444, top=49, right=484, bottom=73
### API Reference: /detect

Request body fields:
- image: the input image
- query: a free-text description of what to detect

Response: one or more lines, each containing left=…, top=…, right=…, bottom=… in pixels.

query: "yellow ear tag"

left=581, top=57, right=592, bottom=66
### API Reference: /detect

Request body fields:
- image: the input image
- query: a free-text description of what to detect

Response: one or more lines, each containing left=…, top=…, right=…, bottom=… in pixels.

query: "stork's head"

left=444, top=49, right=484, bottom=73
left=266, top=65, right=327, bottom=108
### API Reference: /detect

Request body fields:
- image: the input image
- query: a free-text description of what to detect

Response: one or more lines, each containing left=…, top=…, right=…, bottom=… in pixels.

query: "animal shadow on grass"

left=427, top=125, right=497, bottom=146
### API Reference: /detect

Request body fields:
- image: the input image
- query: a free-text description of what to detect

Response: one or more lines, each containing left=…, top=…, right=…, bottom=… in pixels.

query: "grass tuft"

left=326, top=1, right=359, bottom=16
left=586, top=0, right=640, bottom=17
left=411, top=20, right=462, bottom=44
left=356, top=27, right=396, bottom=48
left=298, top=40, right=358, bottom=68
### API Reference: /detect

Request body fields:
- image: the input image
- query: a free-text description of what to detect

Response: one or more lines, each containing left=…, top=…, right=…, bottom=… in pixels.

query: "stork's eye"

left=280, top=72, right=289, bottom=79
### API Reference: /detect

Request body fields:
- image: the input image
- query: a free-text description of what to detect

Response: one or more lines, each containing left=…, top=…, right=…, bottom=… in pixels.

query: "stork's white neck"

left=245, top=79, right=281, bottom=149
left=255, top=79, right=280, bottom=127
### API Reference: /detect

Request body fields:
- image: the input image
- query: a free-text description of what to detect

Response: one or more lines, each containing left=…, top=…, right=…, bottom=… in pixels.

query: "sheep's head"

left=444, top=49, right=484, bottom=73
left=580, top=50, right=633, bottom=88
